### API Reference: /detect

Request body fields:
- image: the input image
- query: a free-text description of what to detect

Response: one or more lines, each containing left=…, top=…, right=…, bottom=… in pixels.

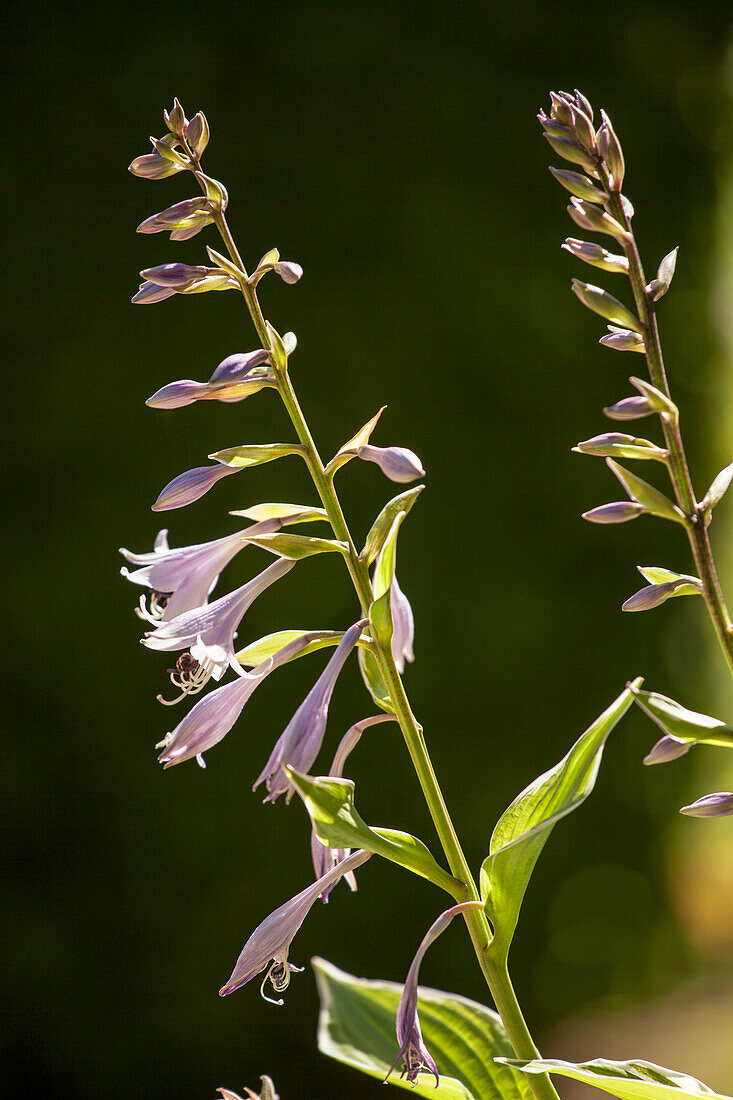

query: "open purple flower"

left=146, top=349, right=275, bottom=409
left=157, top=634, right=323, bottom=768
left=143, top=558, right=295, bottom=690
left=120, top=523, right=280, bottom=624
left=151, top=463, right=242, bottom=511
left=311, top=714, right=396, bottom=899
left=253, top=622, right=364, bottom=803
left=387, top=901, right=483, bottom=1087
left=219, top=849, right=372, bottom=1001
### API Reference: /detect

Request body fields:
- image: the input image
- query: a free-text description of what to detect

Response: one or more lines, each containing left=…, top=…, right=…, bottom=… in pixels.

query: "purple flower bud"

left=599, top=327, right=645, bottom=353
left=219, top=849, right=372, bottom=1000
left=140, top=263, right=209, bottom=288
left=208, top=349, right=271, bottom=382
left=386, top=901, right=484, bottom=1088
left=146, top=350, right=274, bottom=410
left=129, top=153, right=185, bottom=179
left=390, top=575, right=415, bottom=672
left=131, top=281, right=177, bottom=305
left=356, top=445, right=425, bottom=484
left=164, top=98, right=187, bottom=135
left=680, top=792, right=733, bottom=818
left=643, top=735, right=692, bottom=766
left=603, top=396, right=654, bottom=421
left=582, top=502, right=643, bottom=524
left=151, top=464, right=241, bottom=511
left=622, top=580, right=687, bottom=612
left=186, top=112, right=210, bottom=157
left=274, top=261, right=303, bottom=284
left=254, top=622, right=364, bottom=803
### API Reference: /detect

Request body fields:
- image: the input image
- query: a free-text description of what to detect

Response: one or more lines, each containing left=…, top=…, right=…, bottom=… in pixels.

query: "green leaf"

left=358, top=645, right=395, bottom=713
left=210, top=443, right=306, bottom=468
left=206, top=246, right=245, bottom=280
left=480, top=680, right=640, bottom=957
left=288, top=770, right=460, bottom=896
left=629, top=377, right=678, bottom=418
left=637, top=566, right=701, bottom=597
left=326, top=406, right=386, bottom=476
left=242, top=532, right=349, bottom=559
left=361, top=485, right=425, bottom=565
left=230, top=502, right=329, bottom=524
left=701, top=460, right=733, bottom=514
left=631, top=688, right=733, bottom=748
left=571, top=281, right=640, bottom=330
left=606, top=460, right=685, bottom=524
left=369, top=512, right=406, bottom=648
left=313, top=957, right=534, bottom=1100
left=235, top=629, right=348, bottom=667
left=502, top=1057, right=732, bottom=1100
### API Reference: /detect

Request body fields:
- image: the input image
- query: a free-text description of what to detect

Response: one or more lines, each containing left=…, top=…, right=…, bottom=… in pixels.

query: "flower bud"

left=680, top=792, right=733, bottom=818
left=129, top=153, right=184, bottom=180
left=599, top=327, right=645, bottom=353
left=597, top=110, right=625, bottom=190
left=356, top=445, right=425, bottom=483
left=582, top=502, right=643, bottom=524
left=602, top=396, right=654, bottom=420
left=562, top=239, right=628, bottom=273
left=567, top=199, right=626, bottom=240
left=164, top=98, right=187, bottom=136
left=274, top=261, right=303, bottom=284
left=544, top=132, right=597, bottom=174
left=140, top=263, right=209, bottom=287
left=571, top=280, right=639, bottom=329
left=186, top=111, right=210, bottom=156
left=131, top=281, right=177, bottom=304
left=549, top=168, right=607, bottom=204
left=643, top=735, right=692, bottom=766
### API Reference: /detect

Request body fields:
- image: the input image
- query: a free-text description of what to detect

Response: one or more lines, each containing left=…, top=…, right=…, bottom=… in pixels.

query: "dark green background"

left=5, top=1, right=733, bottom=1096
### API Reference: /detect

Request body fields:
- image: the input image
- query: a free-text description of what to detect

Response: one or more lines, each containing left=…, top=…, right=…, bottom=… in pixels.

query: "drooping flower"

left=151, top=463, right=242, bottom=511
left=157, top=634, right=324, bottom=768
left=146, top=349, right=275, bottom=409
left=219, top=849, right=372, bottom=1001
left=386, top=901, right=484, bottom=1088
left=310, top=714, right=396, bottom=899
left=680, top=792, right=733, bottom=817
left=356, top=444, right=425, bottom=483
left=253, top=621, right=364, bottom=803
left=143, top=558, right=295, bottom=687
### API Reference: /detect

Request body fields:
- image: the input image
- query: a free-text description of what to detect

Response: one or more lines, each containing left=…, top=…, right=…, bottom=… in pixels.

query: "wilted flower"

left=146, top=349, right=274, bottom=409
left=356, top=444, right=425, bottom=484
left=253, top=622, right=364, bottom=803
left=387, top=901, right=484, bottom=1087
left=680, top=792, right=733, bottom=817
left=151, top=463, right=242, bottom=511
left=143, top=558, right=296, bottom=689
left=219, top=850, right=372, bottom=1001
left=157, top=634, right=323, bottom=767
left=311, top=714, right=396, bottom=897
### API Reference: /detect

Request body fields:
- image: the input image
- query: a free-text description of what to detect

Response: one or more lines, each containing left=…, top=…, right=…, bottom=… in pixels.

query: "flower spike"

left=219, top=850, right=372, bottom=1001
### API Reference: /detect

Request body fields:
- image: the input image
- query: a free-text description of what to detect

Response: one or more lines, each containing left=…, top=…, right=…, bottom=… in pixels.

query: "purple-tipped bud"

left=598, top=110, right=625, bottom=190
left=549, top=168, right=607, bottom=203
left=643, top=735, right=692, bottom=766
left=164, top=98, right=187, bottom=135
left=603, top=396, right=654, bottom=420
left=582, top=501, right=644, bottom=524
left=131, top=281, right=177, bottom=304
left=543, top=132, right=597, bottom=174
left=274, top=261, right=303, bottom=285
left=622, top=580, right=687, bottom=612
left=140, top=263, right=209, bottom=288
left=136, top=197, right=211, bottom=234
left=599, top=327, right=645, bottom=353
left=129, top=152, right=185, bottom=179
left=186, top=112, right=210, bottom=156
left=356, top=445, right=425, bottom=484
left=567, top=200, right=627, bottom=240
left=152, top=464, right=241, bottom=511
left=562, top=239, right=628, bottom=273
left=680, top=792, right=733, bottom=817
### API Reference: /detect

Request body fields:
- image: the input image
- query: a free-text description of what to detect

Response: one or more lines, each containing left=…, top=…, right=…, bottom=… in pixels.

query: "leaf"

left=701, top=460, right=733, bottom=514
left=313, top=957, right=534, bottom=1100
left=230, top=502, right=329, bottom=524
left=637, top=566, right=701, bottom=597
left=210, top=443, right=306, bottom=468
left=359, top=645, right=395, bottom=713
left=361, top=485, right=425, bottom=565
left=631, top=688, right=733, bottom=748
left=242, top=532, right=349, bottom=560
left=370, top=513, right=406, bottom=649
left=236, top=629, right=347, bottom=667
left=606, top=460, right=686, bottom=524
left=206, top=246, right=245, bottom=280
left=502, top=1057, right=732, bottom=1100
left=326, top=407, right=387, bottom=476
left=288, top=770, right=460, bottom=896
left=480, top=680, right=640, bottom=958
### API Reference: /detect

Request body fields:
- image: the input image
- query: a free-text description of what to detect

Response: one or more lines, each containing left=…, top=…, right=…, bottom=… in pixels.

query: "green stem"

left=605, top=187, right=733, bottom=679
left=188, top=151, right=559, bottom=1098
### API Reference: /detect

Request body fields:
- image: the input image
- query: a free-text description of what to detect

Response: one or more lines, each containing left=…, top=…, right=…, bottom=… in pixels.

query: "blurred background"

left=4, top=1, right=733, bottom=1096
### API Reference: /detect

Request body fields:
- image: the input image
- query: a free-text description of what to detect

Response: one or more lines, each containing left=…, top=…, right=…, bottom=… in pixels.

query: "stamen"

left=260, top=959, right=287, bottom=1006
left=157, top=652, right=215, bottom=705
left=135, top=590, right=171, bottom=623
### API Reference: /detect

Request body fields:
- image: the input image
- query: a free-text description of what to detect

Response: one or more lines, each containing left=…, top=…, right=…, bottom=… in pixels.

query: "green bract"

left=240, top=532, right=349, bottom=559
left=313, top=958, right=533, bottom=1100
left=209, top=442, right=306, bottom=467
left=480, top=680, right=640, bottom=957
left=606, top=460, right=686, bottom=524
left=361, top=485, right=425, bottom=565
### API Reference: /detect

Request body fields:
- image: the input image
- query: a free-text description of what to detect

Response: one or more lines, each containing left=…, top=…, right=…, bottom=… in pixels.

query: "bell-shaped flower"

left=146, top=349, right=275, bottom=410
left=253, top=622, right=363, bottom=803
left=386, top=901, right=483, bottom=1088
left=219, top=849, right=372, bottom=1001
left=680, top=792, right=733, bottom=817
left=311, top=714, right=396, bottom=899
left=152, top=463, right=242, bottom=511
left=121, top=523, right=276, bottom=623
left=356, top=444, right=425, bottom=483
left=143, top=558, right=295, bottom=684
left=157, top=634, right=319, bottom=768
